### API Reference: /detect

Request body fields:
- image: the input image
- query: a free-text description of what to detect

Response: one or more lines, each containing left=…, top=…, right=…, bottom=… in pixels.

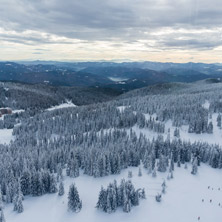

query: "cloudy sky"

left=0, top=0, right=222, bottom=62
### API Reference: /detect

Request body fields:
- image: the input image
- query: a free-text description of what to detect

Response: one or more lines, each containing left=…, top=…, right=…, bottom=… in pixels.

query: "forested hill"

left=0, top=81, right=121, bottom=110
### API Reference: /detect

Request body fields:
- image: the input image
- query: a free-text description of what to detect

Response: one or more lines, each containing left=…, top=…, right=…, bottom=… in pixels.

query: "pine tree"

left=169, top=158, right=174, bottom=171
left=161, top=180, right=166, bottom=194
left=128, top=171, right=133, bottom=178
left=141, top=188, right=146, bottom=199
left=207, top=122, right=213, bottom=134
left=20, top=171, right=31, bottom=196
left=0, top=210, right=5, bottom=222
left=0, top=191, right=3, bottom=211
left=123, top=189, right=131, bottom=213
left=138, top=167, right=142, bottom=177
left=158, top=155, right=167, bottom=172
left=58, top=181, right=65, bottom=196
left=16, top=196, right=24, bottom=213
left=68, top=184, right=82, bottom=213
left=191, top=157, right=198, bottom=175
left=170, top=171, right=174, bottom=179
left=217, top=114, right=221, bottom=128
left=49, top=174, right=57, bottom=193
left=13, top=196, right=18, bottom=212
left=152, top=167, right=157, bottom=177
left=155, top=193, right=162, bottom=202
left=174, top=128, right=180, bottom=138
left=96, top=186, right=107, bottom=211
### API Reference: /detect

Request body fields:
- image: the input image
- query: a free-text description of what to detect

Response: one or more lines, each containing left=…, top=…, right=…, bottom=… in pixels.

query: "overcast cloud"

left=0, top=0, right=221, bottom=62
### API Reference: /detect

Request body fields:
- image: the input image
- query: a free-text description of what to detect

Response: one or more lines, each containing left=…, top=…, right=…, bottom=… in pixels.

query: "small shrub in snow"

left=128, top=171, right=133, bottom=178
left=155, top=193, right=162, bottom=202
left=161, top=180, right=166, bottom=194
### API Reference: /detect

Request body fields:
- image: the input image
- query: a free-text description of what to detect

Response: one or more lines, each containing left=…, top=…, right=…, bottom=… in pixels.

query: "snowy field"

left=4, top=164, right=222, bottom=222
left=108, top=77, right=129, bottom=82
left=47, top=101, right=76, bottom=111
left=0, top=128, right=13, bottom=144
left=132, top=113, right=222, bottom=146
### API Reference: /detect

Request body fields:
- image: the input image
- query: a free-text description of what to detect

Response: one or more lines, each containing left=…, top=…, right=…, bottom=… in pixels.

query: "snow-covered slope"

left=4, top=165, right=222, bottom=222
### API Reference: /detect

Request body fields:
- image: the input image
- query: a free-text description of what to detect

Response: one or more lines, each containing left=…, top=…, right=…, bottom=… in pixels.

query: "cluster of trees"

left=96, top=179, right=145, bottom=213
left=1, top=127, right=222, bottom=210
left=0, top=167, right=57, bottom=210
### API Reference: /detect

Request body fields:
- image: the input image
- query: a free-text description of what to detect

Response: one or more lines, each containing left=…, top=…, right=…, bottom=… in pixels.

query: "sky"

left=0, top=0, right=222, bottom=63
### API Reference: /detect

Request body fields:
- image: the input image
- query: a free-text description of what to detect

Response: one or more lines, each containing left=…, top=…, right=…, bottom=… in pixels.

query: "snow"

left=0, top=128, right=14, bottom=144
left=117, top=106, right=129, bottom=113
left=165, top=114, right=222, bottom=145
left=108, top=77, right=128, bottom=82
left=47, top=101, right=76, bottom=111
left=12, top=109, right=25, bottom=114
left=132, top=112, right=222, bottom=146
left=4, top=164, right=222, bottom=222
left=202, top=100, right=210, bottom=109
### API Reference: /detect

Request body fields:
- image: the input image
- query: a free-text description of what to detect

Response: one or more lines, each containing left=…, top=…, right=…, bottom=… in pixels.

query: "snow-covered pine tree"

left=169, top=158, right=174, bottom=171
left=128, top=171, right=133, bottom=178
left=174, top=128, right=180, bottom=138
left=152, top=167, right=157, bottom=177
left=20, top=170, right=31, bottom=196
left=96, top=186, right=107, bottom=211
left=123, top=189, right=131, bottom=213
left=191, top=157, right=198, bottom=175
left=217, top=114, right=221, bottom=128
left=0, top=210, right=5, bottom=222
left=68, top=184, right=82, bottom=213
left=161, top=180, right=166, bottom=194
left=58, top=181, right=65, bottom=196
left=0, top=191, right=3, bottom=211
left=158, top=155, right=167, bottom=172
left=141, top=188, right=146, bottom=199
left=49, top=174, right=58, bottom=194
left=13, top=196, right=18, bottom=212
left=16, top=196, right=24, bottom=213
left=155, top=193, right=162, bottom=202
left=207, top=121, right=213, bottom=134
left=138, top=167, right=142, bottom=177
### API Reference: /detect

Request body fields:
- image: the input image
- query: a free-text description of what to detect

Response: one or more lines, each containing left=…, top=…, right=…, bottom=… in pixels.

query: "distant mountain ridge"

left=1, top=61, right=222, bottom=92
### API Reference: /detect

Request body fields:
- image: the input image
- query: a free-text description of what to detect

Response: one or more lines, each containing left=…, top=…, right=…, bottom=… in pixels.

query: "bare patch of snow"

left=202, top=100, right=210, bottom=110
left=117, top=106, right=129, bottom=113
left=108, top=77, right=128, bottom=82
left=0, top=128, right=14, bottom=144
left=47, top=101, right=76, bottom=111
left=12, top=109, right=25, bottom=114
